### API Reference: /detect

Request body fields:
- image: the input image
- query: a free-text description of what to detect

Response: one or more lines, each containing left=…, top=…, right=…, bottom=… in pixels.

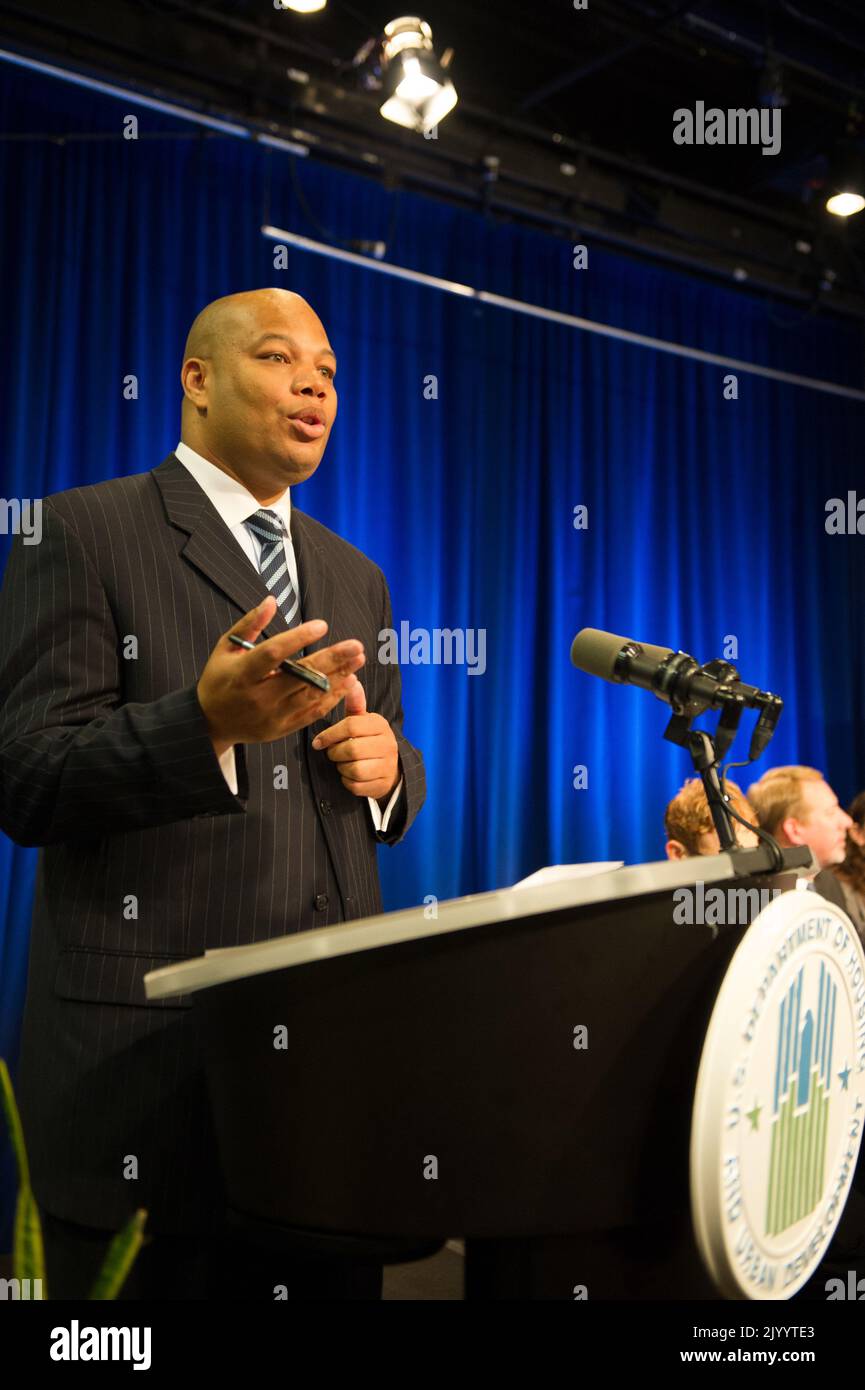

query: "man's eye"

left=319, top=366, right=334, bottom=379
left=264, top=352, right=287, bottom=362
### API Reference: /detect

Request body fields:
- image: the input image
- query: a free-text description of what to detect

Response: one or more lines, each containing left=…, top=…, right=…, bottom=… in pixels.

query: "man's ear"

left=778, top=816, right=800, bottom=846
left=181, top=357, right=209, bottom=414
left=666, top=839, right=687, bottom=861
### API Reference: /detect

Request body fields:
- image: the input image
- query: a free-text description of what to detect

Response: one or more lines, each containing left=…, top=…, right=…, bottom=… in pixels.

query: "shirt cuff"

left=220, top=748, right=402, bottom=828
left=219, top=745, right=238, bottom=796
left=368, top=776, right=404, bottom=833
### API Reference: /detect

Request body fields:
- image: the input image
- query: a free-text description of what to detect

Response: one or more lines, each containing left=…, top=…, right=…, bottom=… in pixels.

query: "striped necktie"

left=244, top=509, right=301, bottom=628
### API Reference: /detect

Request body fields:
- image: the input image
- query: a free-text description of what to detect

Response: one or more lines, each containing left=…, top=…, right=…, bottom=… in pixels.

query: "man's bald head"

left=182, top=288, right=315, bottom=366
left=179, top=287, right=338, bottom=503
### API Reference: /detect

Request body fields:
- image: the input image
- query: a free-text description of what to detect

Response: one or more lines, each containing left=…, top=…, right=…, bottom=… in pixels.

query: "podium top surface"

left=143, top=845, right=819, bottom=1001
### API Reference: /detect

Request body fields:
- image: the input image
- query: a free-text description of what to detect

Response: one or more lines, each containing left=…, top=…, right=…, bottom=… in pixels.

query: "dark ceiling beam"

left=518, top=0, right=706, bottom=114
left=0, top=0, right=862, bottom=317
left=682, top=11, right=865, bottom=104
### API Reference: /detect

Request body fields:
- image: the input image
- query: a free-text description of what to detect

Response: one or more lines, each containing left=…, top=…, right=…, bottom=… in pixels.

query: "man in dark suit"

left=0, top=288, right=426, bottom=1298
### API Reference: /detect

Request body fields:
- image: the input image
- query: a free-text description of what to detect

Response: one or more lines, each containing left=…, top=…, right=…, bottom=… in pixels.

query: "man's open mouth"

left=288, top=412, right=326, bottom=440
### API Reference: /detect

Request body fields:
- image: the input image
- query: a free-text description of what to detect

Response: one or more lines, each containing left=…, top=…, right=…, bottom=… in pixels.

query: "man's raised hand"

left=310, top=676, right=400, bottom=801
left=196, top=595, right=366, bottom=755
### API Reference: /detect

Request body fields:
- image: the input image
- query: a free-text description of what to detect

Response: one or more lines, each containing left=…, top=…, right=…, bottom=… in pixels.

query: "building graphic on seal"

left=765, top=961, right=836, bottom=1236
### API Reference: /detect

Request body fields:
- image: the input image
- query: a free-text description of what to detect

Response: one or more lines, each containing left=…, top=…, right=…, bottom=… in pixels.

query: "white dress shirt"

left=174, top=441, right=404, bottom=833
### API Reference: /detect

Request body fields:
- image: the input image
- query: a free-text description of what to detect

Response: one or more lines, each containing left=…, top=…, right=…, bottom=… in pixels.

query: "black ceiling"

left=4, top=0, right=865, bottom=315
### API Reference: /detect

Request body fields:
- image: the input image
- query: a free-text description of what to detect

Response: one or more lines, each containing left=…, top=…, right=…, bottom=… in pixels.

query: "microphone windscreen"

left=570, top=628, right=632, bottom=680
left=570, top=628, right=674, bottom=681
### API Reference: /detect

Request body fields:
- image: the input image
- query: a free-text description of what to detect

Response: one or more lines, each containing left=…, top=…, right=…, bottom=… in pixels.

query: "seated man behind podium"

left=745, top=770, right=865, bottom=1284
left=745, top=765, right=852, bottom=911
left=830, top=790, right=865, bottom=940
left=664, top=777, right=759, bottom=860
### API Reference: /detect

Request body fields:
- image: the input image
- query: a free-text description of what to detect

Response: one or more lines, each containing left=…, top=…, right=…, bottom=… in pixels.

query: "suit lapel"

left=152, top=452, right=335, bottom=654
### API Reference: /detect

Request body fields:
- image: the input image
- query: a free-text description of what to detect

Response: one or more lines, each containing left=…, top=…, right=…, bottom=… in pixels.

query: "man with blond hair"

left=745, top=765, right=851, bottom=909
left=664, top=777, right=759, bottom=860
left=745, top=767, right=865, bottom=1292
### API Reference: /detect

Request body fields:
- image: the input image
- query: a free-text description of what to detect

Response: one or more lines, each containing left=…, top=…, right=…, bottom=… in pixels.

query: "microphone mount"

left=571, top=628, right=785, bottom=865
left=658, top=655, right=783, bottom=855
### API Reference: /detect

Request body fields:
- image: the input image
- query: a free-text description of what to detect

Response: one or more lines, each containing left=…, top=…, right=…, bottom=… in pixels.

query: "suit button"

left=319, top=799, right=331, bottom=815
left=314, top=894, right=329, bottom=911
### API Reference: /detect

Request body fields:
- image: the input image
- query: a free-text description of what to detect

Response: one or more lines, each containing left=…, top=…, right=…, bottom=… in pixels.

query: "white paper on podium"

left=511, top=862, right=624, bottom=890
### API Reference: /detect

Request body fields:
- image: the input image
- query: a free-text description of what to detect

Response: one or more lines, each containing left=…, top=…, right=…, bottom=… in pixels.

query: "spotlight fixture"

left=827, top=191, right=865, bottom=217
left=825, top=140, right=865, bottom=217
left=378, top=17, right=457, bottom=133
left=276, top=0, right=327, bottom=12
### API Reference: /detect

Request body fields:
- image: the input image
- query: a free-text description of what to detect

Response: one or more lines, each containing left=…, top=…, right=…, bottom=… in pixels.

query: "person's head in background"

left=746, top=766, right=852, bottom=870
left=664, top=778, right=760, bottom=860
left=834, top=789, right=865, bottom=893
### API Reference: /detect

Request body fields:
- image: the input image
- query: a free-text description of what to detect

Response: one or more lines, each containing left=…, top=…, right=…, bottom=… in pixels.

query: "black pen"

left=228, top=634, right=331, bottom=693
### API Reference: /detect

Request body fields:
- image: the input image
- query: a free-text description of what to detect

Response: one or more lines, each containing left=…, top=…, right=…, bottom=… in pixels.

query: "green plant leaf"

left=3, top=1057, right=147, bottom=1300
left=13, top=1185, right=46, bottom=1292
left=0, top=1058, right=31, bottom=1188
left=88, top=1209, right=148, bottom=1301
left=1, top=1058, right=46, bottom=1291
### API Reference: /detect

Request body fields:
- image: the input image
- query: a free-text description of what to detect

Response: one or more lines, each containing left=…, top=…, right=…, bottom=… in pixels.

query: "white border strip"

left=262, top=224, right=865, bottom=403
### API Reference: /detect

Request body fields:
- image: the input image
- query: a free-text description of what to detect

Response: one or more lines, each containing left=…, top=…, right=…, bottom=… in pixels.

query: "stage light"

left=826, top=191, right=865, bottom=217
left=825, top=142, right=865, bottom=217
left=379, top=17, right=457, bottom=133
left=276, top=0, right=327, bottom=12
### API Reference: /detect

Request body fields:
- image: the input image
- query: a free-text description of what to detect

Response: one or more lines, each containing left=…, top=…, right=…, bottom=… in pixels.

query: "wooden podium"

left=145, top=845, right=817, bottom=1299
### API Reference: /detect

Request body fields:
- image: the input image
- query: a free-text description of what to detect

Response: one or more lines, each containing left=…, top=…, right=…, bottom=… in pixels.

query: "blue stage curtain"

left=2, top=65, right=865, bottom=1243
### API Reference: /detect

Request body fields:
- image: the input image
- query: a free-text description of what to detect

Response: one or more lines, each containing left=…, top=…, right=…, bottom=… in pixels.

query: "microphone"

left=569, top=628, right=674, bottom=683
left=570, top=628, right=778, bottom=724
left=571, top=629, right=784, bottom=857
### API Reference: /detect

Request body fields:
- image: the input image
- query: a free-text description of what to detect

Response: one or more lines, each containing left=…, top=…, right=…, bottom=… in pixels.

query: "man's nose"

left=292, top=368, right=326, bottom=396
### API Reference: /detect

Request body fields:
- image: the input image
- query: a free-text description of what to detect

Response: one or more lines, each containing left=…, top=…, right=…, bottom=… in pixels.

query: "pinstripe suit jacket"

left=0, top=452, right=425, bottom=1234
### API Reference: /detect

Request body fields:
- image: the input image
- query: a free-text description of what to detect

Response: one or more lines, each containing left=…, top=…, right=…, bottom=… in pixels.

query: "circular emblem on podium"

left=690, top=885, right=865, bottom=1299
